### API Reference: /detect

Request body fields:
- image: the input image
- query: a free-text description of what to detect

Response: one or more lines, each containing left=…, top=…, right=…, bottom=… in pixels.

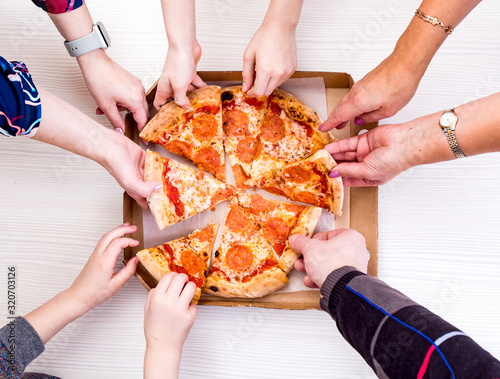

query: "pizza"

left=136, top=223, right=219, bottom=304
left=140, top=86, right=226, bottom=181
left=144, top=150, right=232, bottom=230
left=203, top=197, right=288, bottom=298
left=235, top=192, right=321, bottom=273
left=245, top=149, right=343, bottom=215
left=221, top=86, right=269, bottom=188
left=249, top=88, right=333, bottom=178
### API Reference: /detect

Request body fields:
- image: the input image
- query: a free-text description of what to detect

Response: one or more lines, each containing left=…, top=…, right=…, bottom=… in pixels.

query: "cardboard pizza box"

left=123, top=71, right=378, bottom=310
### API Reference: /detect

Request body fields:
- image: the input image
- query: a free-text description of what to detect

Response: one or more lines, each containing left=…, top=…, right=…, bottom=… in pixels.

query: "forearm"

left=33, top=86, right=114, bottom=168
left=161, top=0, right=197, bottom=49
left=392, top=0, right=481, bottom=78
left=321, top=266, right=500, bottom=378
left=144, top=344, right=182, bottom=379
left=23, top=289, right=88, bottom=345
left=263, top=0, right=303, bottom=31
left=406, top=92, right=500, bottom=167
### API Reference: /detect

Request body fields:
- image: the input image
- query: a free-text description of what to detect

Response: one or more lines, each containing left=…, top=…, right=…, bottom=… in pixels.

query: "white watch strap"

left=64, top=24, right=109, bottom=58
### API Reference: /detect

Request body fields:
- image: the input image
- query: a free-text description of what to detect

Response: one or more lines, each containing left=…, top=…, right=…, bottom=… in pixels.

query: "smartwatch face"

left=96, top=21, right=111, bottom=48
left=440, top=111, right=457, bottom=128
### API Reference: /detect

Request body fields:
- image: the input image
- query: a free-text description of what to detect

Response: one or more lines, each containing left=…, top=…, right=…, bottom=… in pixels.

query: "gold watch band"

left=442, top=127, right=467, bottom=159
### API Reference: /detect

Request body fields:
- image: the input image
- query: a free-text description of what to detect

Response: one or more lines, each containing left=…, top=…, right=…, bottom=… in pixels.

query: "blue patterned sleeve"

left=31, top=0, right=85, bottom=14
left=0, top=56, right=42, bottom=138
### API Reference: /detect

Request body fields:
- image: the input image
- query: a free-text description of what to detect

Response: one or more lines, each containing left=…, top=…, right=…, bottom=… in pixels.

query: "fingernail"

left=336, top=121, right=349, bottom=130
left=318, top=123, right=324, bottom=131
left=154, top=185, right=163, bottom=192
left=354, top=117, right=365, bottom=126
left=358, top=129, right=368, bottom=136
left=132, top=256, right=139, bottom=264
left=329, top=171, right=340, bottom=178
left=115, top=128, right=124, bottom=134
left=123, top=222, right=130, bottom=226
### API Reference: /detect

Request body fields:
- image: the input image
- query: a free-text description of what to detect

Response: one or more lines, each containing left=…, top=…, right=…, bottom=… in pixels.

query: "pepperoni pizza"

left=245, top=149, right=343, bottom=215
left=140, top=86, right=226, bottom=181
left=144, top=150, right=232, bottom=230
left=136, top=223, right=219, bottom=304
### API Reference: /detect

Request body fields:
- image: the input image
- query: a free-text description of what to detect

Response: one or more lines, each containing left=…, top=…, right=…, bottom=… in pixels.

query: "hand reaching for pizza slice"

left=143, top=273, right=197, bottom=378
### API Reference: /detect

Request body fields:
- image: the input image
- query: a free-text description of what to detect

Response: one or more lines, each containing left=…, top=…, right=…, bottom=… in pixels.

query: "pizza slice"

left=245, top=149, right=344, bottom=215
left=145, top=150, right=233, bottom=230
left=140, top=86, right=226, bottom=180
left=249, top=88, right=334, bottom=178
left=236, top=192, right=322, bottom=273
left=203, top=197, right=288, bottom=298
left=221, top=86, right=269, bottom=188
left=136, top=223, right=219, bottom=304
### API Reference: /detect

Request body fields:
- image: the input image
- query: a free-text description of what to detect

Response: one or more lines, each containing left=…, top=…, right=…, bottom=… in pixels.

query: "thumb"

left=134, top=180, right=162, bottom=198
left=111, top=256, right=139, bottom=292
left=242, top=51, right=256, bottom=93
left=334, top=162, right=370, bottom=180
left=173, top=88, right=190, bottom=110
left=288, top=234, right=313, bottom=256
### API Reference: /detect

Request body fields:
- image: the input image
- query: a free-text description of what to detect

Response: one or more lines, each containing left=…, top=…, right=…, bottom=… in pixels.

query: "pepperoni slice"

left=223, top=109, right=249, bottom=137
left=250, top=193, right=276, bottom=214
left=236, top=137, right=258, bottom=164
left=273, top=242, right=287, bottom=257
left=210, top=187, right=232, bottom=206
left=270, top=101, right=282, bottom=115
left=225, top=245, right=254, bottom=272
left=166, top=140, right=192, bottom=159
left=283, top=203, right=306, bottom=216
left=244, top=96, right=265, bottom=110
left=191, top=114, right=218, bottom=141
left=225, top=207, right=253, bottom=233
left=232, top=164, right=248, bottom=189
left=261, top=113, right=286, bottom=143
left=180, top=249, right=205, bottom=277
left=283, top=165, right=312, bottom=184
left=191, top=226, right=215, bottom=243
left=193, top=146, right=221, bottom=175
left=294, top=191, right=319, bottom=207
left=262, top=217, right=289, bottom=245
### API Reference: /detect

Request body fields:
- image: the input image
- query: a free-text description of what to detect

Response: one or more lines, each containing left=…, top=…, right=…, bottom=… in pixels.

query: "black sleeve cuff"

left=320, top=266, right=366, bottom=319
left=0, top=316, right=45, bottom=371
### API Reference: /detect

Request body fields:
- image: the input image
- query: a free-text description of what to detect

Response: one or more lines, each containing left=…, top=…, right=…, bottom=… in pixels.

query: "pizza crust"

left=278, top=206, right=322, bottom=273
left=203, top=267, right=288, bottom=298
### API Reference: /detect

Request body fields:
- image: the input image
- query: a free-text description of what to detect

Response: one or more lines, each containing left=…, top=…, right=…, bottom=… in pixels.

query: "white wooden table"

left=1, top=1, right=499, bottom=378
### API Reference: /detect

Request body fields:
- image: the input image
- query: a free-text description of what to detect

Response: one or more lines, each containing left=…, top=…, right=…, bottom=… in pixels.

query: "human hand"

left=144, top=273, right=197, bottom=350
left=289, top=229, right=370, bottom=288
left=77, top=49, right=148, bottom=132
left=243, top=21, right=297, bottom=97
left=103, top=130, right=161, bottom=208
left=153, top=43, right=206, bottom=111
left=68, top=224, right=140, bottom=312
left=321, top=52, right=424, bottom=131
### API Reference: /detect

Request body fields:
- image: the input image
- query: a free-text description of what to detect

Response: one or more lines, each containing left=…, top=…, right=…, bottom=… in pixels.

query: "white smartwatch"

left=64, top=21, right=111, bottom=58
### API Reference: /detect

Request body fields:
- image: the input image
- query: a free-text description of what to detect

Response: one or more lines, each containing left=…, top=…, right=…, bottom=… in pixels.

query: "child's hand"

left=243, top=21, right=297, bottom=97
left=153, top=44, right=206, bottom=112
left=144, top=273, right=197, bottom=350
left=67, top=224, right=140, bottom=312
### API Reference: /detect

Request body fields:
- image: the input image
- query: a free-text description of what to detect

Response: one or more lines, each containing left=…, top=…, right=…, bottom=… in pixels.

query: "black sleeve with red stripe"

left=320, top=266, right=500, bottom=378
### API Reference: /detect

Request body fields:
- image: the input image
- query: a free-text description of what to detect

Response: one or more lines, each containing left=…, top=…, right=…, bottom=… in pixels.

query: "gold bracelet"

left=414, top=9, right=454, bottom=34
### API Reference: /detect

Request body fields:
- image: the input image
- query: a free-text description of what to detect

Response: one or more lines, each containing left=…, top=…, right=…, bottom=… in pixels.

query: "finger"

left=155, top=272, right=176, bottom=294
left=329, top=151, right=358, bottom=162
left=357, top=107, right=392, bottom=124
left=341, top=176, right=378, bottom=187
left=102, top=104, right=126, bottom=133
left=165, top=274, right=189, bottom=300
left=247, top=69, right=271, bottom=97
left=111, top=255, right=139, bottom=291
left=321, top=95, right=363, bottom=132
left=106, top=237, right=140, bottom=262
left=294, top=258, right=305, bottom=272
left=179, top=281, right=197, bottom=307
left=288, top=234, right=313, bottom=256
left=94, top=224, right=138, bottom=254
left=128, top=180, right=162, bottom=210
left=153, top=82, right=173, bottom=111
left=324, top=136, right=360, bottom=156
left=264, top=75, right=283, bottom=97
left=312, top=229, right=348, bottom=241
left=304, top=276, right=319, bottom=289
left=172, top=84, right=191, bottom=110
left=333, top=162, right=371, bottom=183
left=191, top=75, right=207, bottom=89
left=128, top=99, right=149, bottom=132
left=242, top=51, right=256, bottom=93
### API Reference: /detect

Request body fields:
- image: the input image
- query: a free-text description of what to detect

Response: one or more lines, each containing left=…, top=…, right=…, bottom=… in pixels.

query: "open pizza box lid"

left=123, top=71, right=378, bottom=310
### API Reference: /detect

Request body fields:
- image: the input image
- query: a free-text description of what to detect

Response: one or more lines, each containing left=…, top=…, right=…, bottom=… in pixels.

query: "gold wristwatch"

left=439, top=109, right=467, bottom=159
